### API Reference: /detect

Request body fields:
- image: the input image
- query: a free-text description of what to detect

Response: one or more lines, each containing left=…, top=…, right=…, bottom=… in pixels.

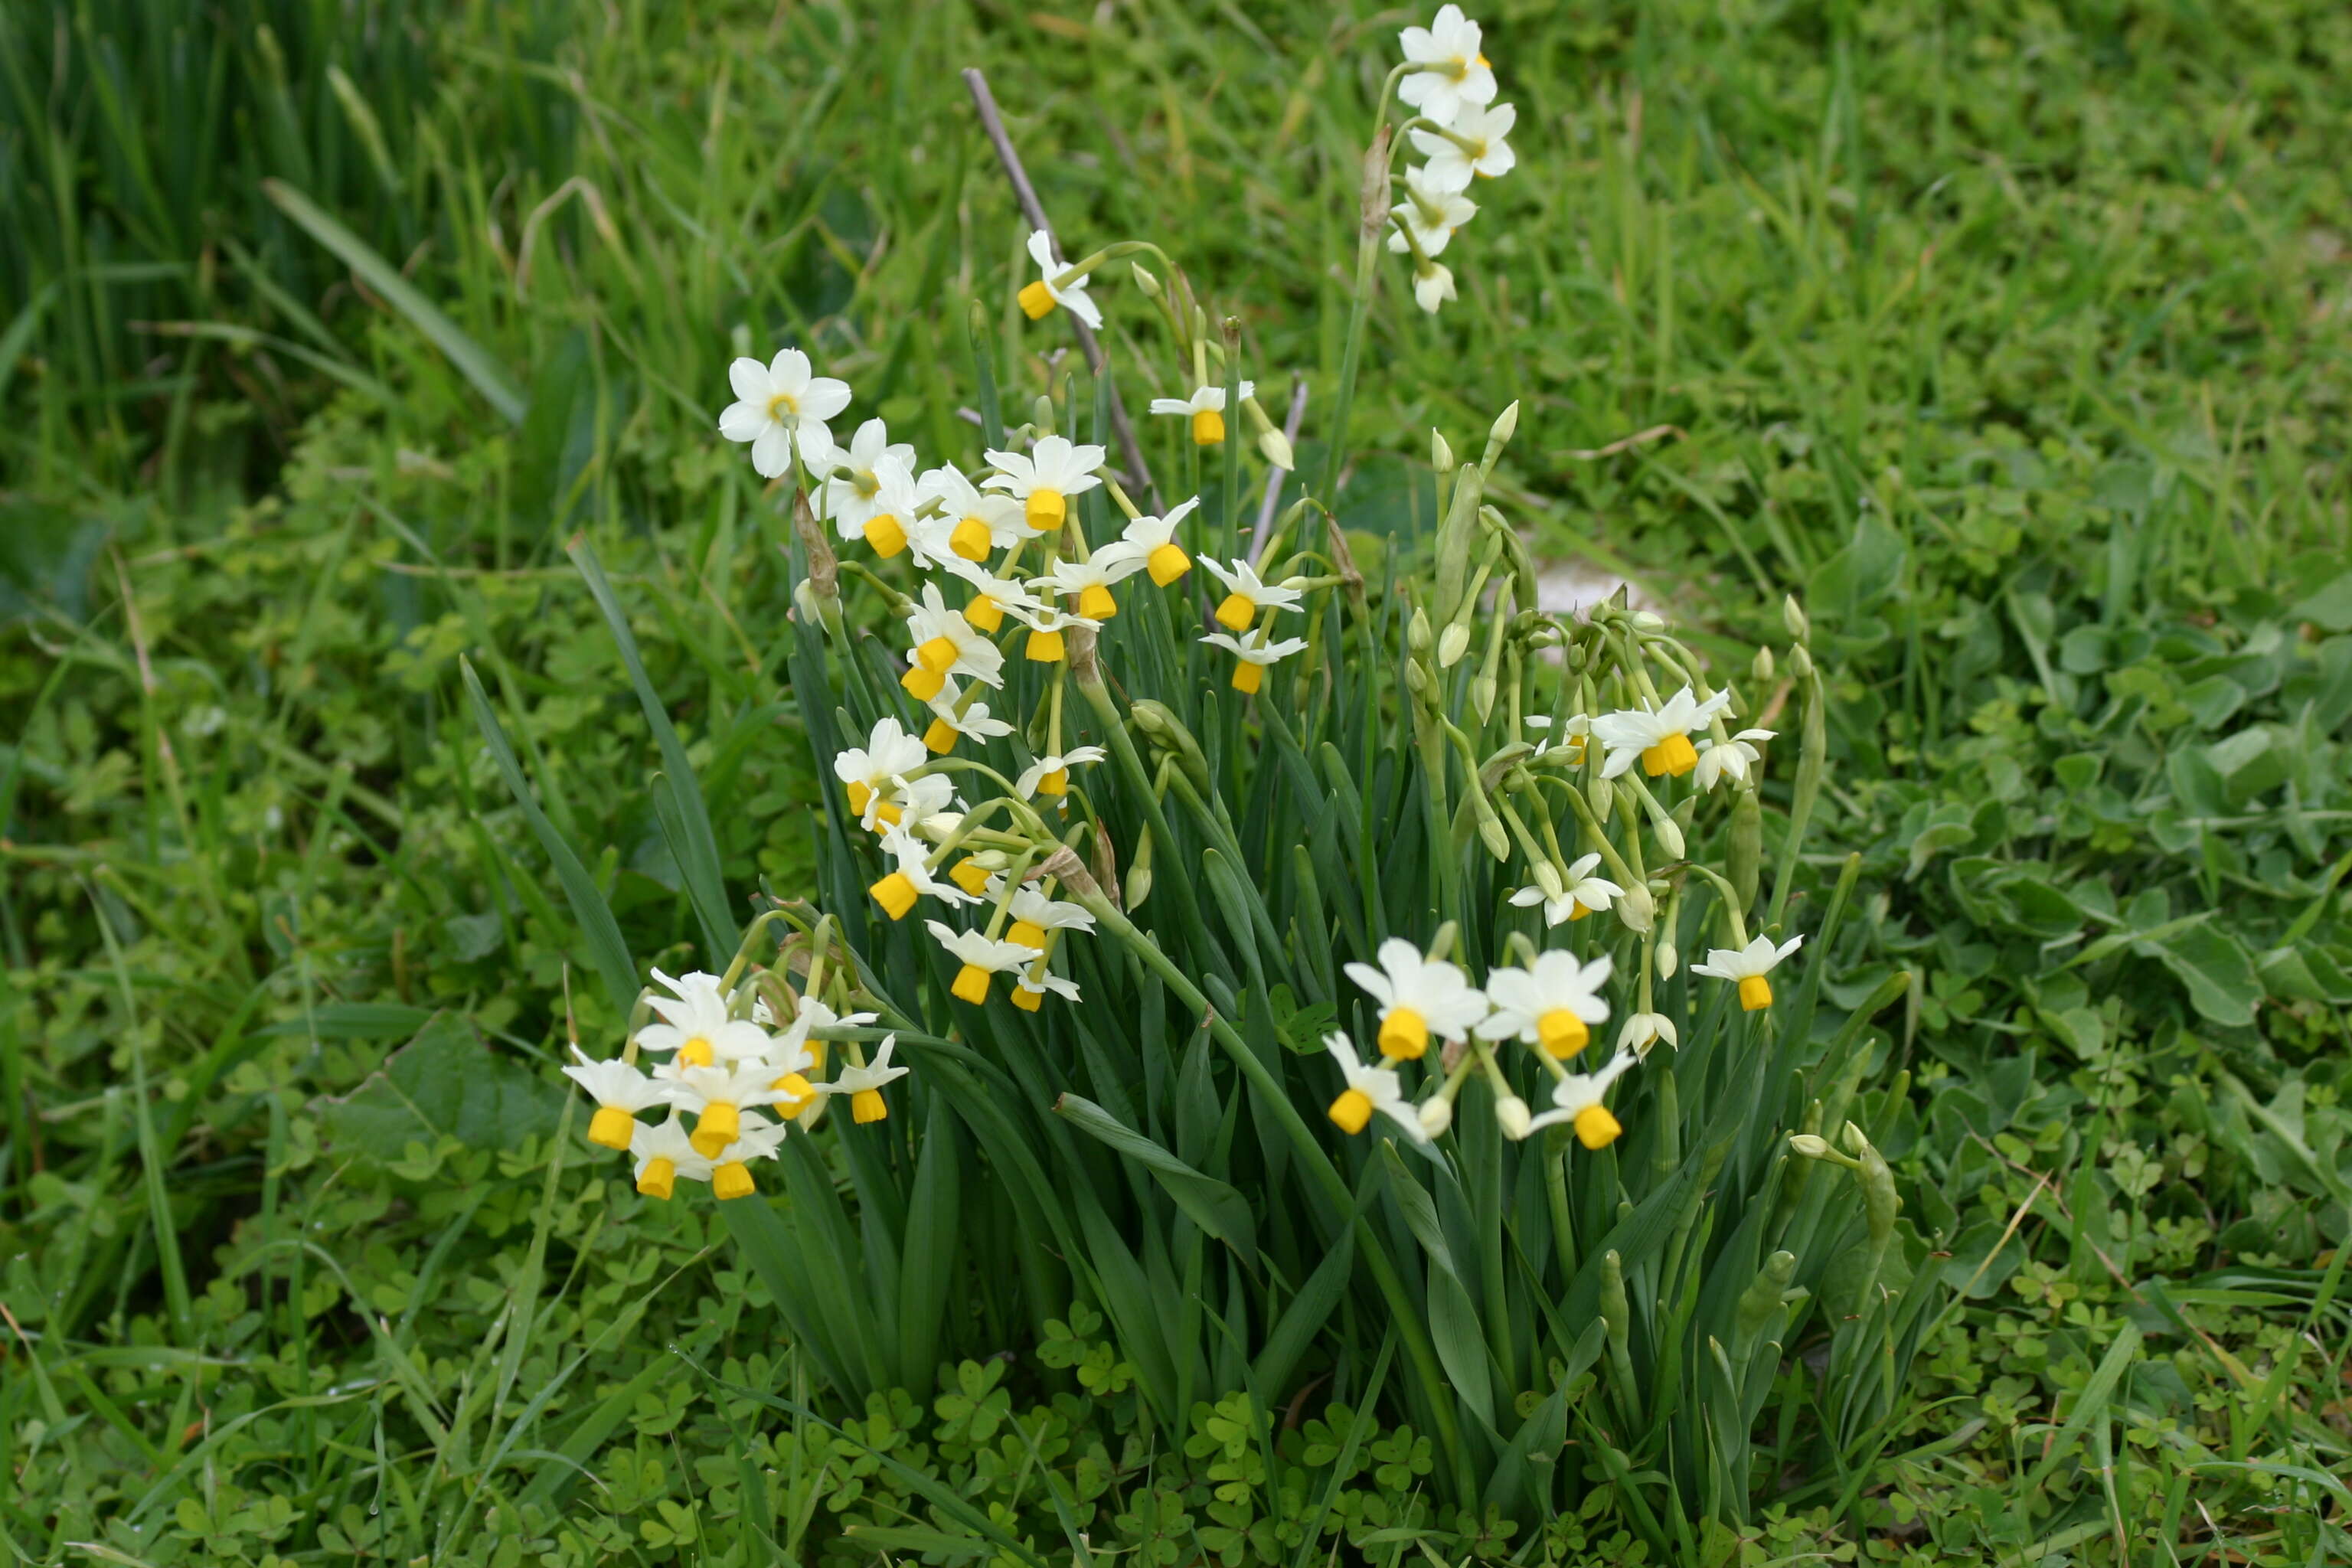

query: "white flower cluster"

left=560, top=969, right=901, bottom=1202
left=1391, top=6, right=1520, bottom=313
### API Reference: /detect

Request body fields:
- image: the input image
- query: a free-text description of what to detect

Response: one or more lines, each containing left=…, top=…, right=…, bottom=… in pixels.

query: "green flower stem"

left=1317, top=60, right=1422, bottom=505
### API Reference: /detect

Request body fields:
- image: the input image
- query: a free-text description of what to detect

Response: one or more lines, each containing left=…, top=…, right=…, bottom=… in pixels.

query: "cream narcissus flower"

left=1013, top=970, right=1083, bottom=1011
left=1521, top=1050, right=1641, bottom=1148
left=1694, top=728, right=1775, bottom=791
left=869, top=821, right=973, bottom=920
left=656, top=1060, right=799, bottom=1158
left=942, top=557, right=1043, bottom=635
left=1040, top=551, right=1144, bottom=621
left=835, top=717, right=929, bottom=827
left=1478, top=950, right=1614, bottom=1058
left=1690, top=933, right=1805, bottom=1011
left=984, top=434, right=1107, bottom=531
left=916, top=463, right=1037, bottom=564
left=1017, top=230, right=1103, bottom=328
left=901, top=583, right=1004, bottom=701
left=1321, top=1031, right=1428, bottom=1141
left=1148, top=381, right=1253, bottom=446
left=1002, top=599, right=1096, bottom=664
left=1014, top=746, right=1107, bottom=800
left=1412, top=257, right=1457, bottom=315
left=1343, top=937, right=1490, bottom=1060
left=717, top=349, right=851, bottom=477
left=816, top=1034, right=910, bottom=1123
left=922, top=681, right=1016, bottom=754
left=1387, top=165, right=1478, bottom=257
left=1004, top=884, right=1097, bottom=949
left=635, top=969, right=772, bottom=1068
left=1524, top=711, right=1589, bottom=766
left=1508, top=852, right=1625, bottom=927
left=1409, top=101, right=1517, bottom=192
left=1591, top=685, right=1733, bottom=779
left=562, top=1049, right=668, bottom=1150
left=1200, top=629, right=1310, bottom=694
left=1617, top=1011, right=1678, bottom=1057
left=1114, top=496, right=1201, bottom=585
left=926, top=920, right=1042, bottom=1004
left=628, top=1116, right=711, bottom=1200
left=1397, top=5, right=1497, bottom=128
left=1198, top=557, right=1306, bottom=632
left=820, top=418, right=919, bottom=540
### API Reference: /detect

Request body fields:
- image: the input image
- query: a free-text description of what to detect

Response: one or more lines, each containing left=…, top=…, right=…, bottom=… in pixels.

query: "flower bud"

left=1656, top=942, right=1677, bottom=980
left=1472, top=673, right=1496, bottom=723
left=1407, top=606, right=1432, bottom=655
left=1751, top=645, right=1775, bottom=685
left=1417, top=1097, right=1454, bottom=1137
left=1403, top=658, right=1434, bottom=699
left=1129, top=262, right=1161, bottom=297
left=1494, top=1095, right=1531, bottom=1139
left=1788, top=643, right=1814, bottom=680
left=1788, top=1133, right=1831, bottom=1158
left=1256, top=427, right=1295, bottom=470
left=1651, top=814, right=1684, bottom=861
left=1615, top=882, right=1654, bottom=933
left=1729, top=789, right=1762, bottom=909
left=1782, top=594, right=1810, bottom=642
left=1432, top=430, right=1456, bottom=473
left=1533, top=861, right=1565, bottom=900
left=1031, top=394, right=1055, bottom=434
left=1632, top=610, right=1664, bottom=631
left=1437, top=622, right=1471, bottom=668
left=1478, top=813, right=1509, bottom=862
left=1488, top=400, right=1520, bottom=449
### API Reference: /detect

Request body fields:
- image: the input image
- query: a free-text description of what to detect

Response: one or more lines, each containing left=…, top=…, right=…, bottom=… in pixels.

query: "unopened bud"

left=1256, top=427, right=1295, bottom=470
left=1494, top=1095, right=1531, bottom=1139
left=1651, top=815, right=1684, bottom=861
left=1586, top=769, right=1613, bottom=825
left=1129, top=262, right=1161, bottom=297
left=1432, top=430, right=1456, bottom=473
left=1404, top=659, right=1434, bottom=699
left=1488, top=400, right=1520, bottom=449
left=1417, top=1097, right=1454, bottom=1137
left=1788, top=1133, right=1832, bottom=1158
left=1752, top=645, right=1775, bottom=685
left=1783, top=594, right=1809, bottom=642
left=1632, top=610, right=1664, bottom=630
left=1656, top=943, right=1677, bottom=980
left=1533, top=861, right=1565, bottom=900
left=1031, top=394, right=1055, bottom=434
left=1788, top=643, right=1814, bottom=680
left=1408, top=607, right=1433, bottom=655
left=1437, top=622, right=1471, bottom=668
left=1615, top=883, right=1654, bottom=933
left=1478, top=813, right=1509, bottom=862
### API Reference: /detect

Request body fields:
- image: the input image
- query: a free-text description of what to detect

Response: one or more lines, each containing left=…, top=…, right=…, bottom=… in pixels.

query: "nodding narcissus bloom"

left=922, top=682, right=1016, bottom=754
left=1199, top=629, right=1310, bottom=694
left=816, top=1034, right=909, bottom=1123
left=1694, top=728, right=1776, bottom=791
left=1013, top=969, right=1083, bottom=1012
left=1320, top=1031, right=1428, bottom=1141
left=1002, top=599, right=1096, bottom=664
left=1148, top=381, right=1253, bottom=446
left=834, top=457, right=920, bottom=557
left=1409, top=100, right=1518, bottom=192
left=631, top=1112, right=791, bottom=1200
left=942, top=557, right=1042, bottom=635
left=983, top=434, right=1107, bottom=531
left=1343, top=937, right=1491, bottom=1060
left=655, top=1060, right=800, bottom=1158
left=634, top=970, right=772, bottom=1069
left=1114, top=496, right=1201, bottom=585
left=1387, top=165, right=1478, bottom=257
left=1411, top=256, right=1458, bottom=315
left=1396, top=5, right=1497, bottom=128
left=1198, top=557, right=1306, bottom=632
left=1617, top=1010, right=1678, bottom=1057
left=1477, top=949, right=1614, bottom=1059
left=1591, top=684, right=1733, bottom=779
left=562, top=1050, right=669, bottom=1150
left=926, top=920, right=1043, bottom=1004
left=1017, top=229, right=1103, bottom=328
left=869, top=821, right=973, bottom=920
left=901, top=583, right=1005, bottom=701
left=1039, top=551, right=1144, bottom=621
left=1014, top=746, right=1107, bottom=800
left=1003, top=884, right=1097, bottom=950
left=1690, top=933, right=1805, bottom=1011
left=835, top=717, right=929, bottom=827
left=820, top=418, right=919, bottom=537
left=1524, top=711, right=1590, bottom=766
left=915, top=463, right=1038, bottom=565
left=1508, top=852, right=1625, bottom=927
left=717, top=349, right=851, bottom=478
left=1520, top=1049, right=1641, bottom=1148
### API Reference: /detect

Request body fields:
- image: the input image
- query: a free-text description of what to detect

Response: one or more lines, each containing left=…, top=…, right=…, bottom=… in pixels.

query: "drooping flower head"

left=1508, top=852, right=1625, bottom=927
left=1478, top=950, right=1614, bottom=1058
left=816, top=1034, right=910, bottom=1124
left=1343, top=937, right=1490, bottom=1060
left=1148, top=381, right=1254, bottom=446
left=1408, top=100, right=1517, bottom=193
left=1115, top=496, right=1202, bottom=586
left=1321, top=1031, right=1428, bottom=1142
left=1521, top=1050, right=1641, bottom=1148
left=926, top=920, right=1043, bottom=1005
left=1200, top=629, right=1310, bottom=694
left=984, top=434, right=1108, bottom=532
left=1689, top=933, right=1805, bottom=1012
left=1198, top=557, right=1306, bottom=633
left=1397, top=5, right=1498, bottom=128
left=1017, top=230, right=1103, bottom=328
left=561, top=1048, right=668, bottom=1152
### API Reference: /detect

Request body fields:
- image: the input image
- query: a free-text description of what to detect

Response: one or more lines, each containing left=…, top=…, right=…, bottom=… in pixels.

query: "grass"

left=2, top=0, right=2347, bottom=1563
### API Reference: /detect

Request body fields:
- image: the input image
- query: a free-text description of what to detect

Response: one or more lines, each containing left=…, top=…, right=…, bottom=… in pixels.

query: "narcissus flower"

left=984, top=435, right=1107, bottom=531
left=1113, top=497, right=1201, bottom=585
left=926, top=920, right=1043, bottom=1004
left=1397, top=5, right=1498, bottom=128
left=1520, top=1050, right=1641, bottom=1148
left=1017, top=229, right=1103, bottom=328
left=916, top=463, right=1038, bottom=565
left=1199, top=558, right=1306, bottom=632
left=1694, top=729, right=1775, bottom=791
left=1199, top=629, right=1310, bottom=694
left=923, top=683, right=1016, bottom=754
left=1388, top=165, right=1478, bottom=257
left=901, top=583, right=1004, bottom=701
left=1478, top=950, right=1613, bottom=1058
left=1591, top=685, right=1733, bottom=779
left=835, top=717, right=929, bottom=827
left=635, top=970, right=772, bottom=1068
left=1321, top=1031, right=1427, bottom=1141
left=627, top=1116, right=711, bottom=1200
left=1616, top=1011, right=1678, bottom=1057
left=942, top=558, right=1042, bottom=634
left=1409, top=100, right=1517, bottom=192
left=816, top=1034, right=909, bottom=1123
left=1343, top=937, right=1490, bottom=1060
left=562, top=1049, right=668, bottom=1151
left=1003, top=599, right=1096, bottom=664
left=1014, top=746, right=1107, bottom=800
left=1412, top=257, right=1457, bottom=315
left=1148, top=382, right=1253, bottom=446
left=820, top=418, right=919, bottom=540
left=1013, top=970, right=1083, bottom=1011
left=869, top=822, right=973, bottom=920
left=1508, top=852, right=1625, bottom=926
left=1690, top=933, right=1805, bottom=1011
left=1004, top=884, right=1097, bottom=950
left=1040, top=552, right=1144, bottom=620
left=655, top=1060, right=799, bottom=1158
left=717, top=349, right=851, bottom=477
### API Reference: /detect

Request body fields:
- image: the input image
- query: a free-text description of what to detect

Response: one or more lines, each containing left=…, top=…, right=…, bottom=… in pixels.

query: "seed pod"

left=1729, top=787, right=1762, bottom=909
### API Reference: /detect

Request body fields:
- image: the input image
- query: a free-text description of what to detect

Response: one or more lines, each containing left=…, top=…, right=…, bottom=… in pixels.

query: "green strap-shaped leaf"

left=1056, top=1093, right=1257, bottom=1262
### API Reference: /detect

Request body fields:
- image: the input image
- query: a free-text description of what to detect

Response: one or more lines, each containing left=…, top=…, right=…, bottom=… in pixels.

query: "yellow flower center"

left=966, top=594, right=1005, bottom=632
left=950, top=517, right=994, bottom=560
left=869, top=871, right=919, bottom=920
left=1008, top=919, right=1047, bottom=950
left=1536, top=1008, right=1589, bottom=1058
left=588, top=1105, right=637, bottom=1150
left=1569, top=900, right=1592, bottom=922
left=1017, top=279, right=1057, bottom=319
left=949, top=858, right=994, bottom=896
left=1076, top=583, right=1118, bottom=619
left=951, top=964, right=992, bottom=1004
left=1377, top=1006, right=1429, bottom=1060
left=678, top=1037, right=714, bottom=1067
left=900, top=663, right=947, bottom=701
left=1147, top=543, right=1191, bottom=586
left=1025, top=488, right=1067, bottom=529
left=851, top=1088, right=888, bottom=1123
left=1737, top=975, right=1773, bottom=1011
left=1213, top=593, right=1256, bottom=632
left=690, top=1100, right=740, bottom=1158
left=1641, top=732, right=1699, bottom=777
left=1328, top=1087, right=1374, bottom=1135
left=1230, top=658, right=1265, bottom=695
left=1036, top=766, right=1070, bottom=797
left=636, top=1156, right=676, bottom=1200
left=1025, top=628, right=1066, bottom=663
left=923, top=716, right=959, bottom=754
left=916, top=635, right=959, bottom=674
left=765, top=391, right=799, bottom=422
left=769, top=1072, right=816, bottom=1116
left=712, top=1161, right=755, bottom=1200
left=1012, top=985, right=1044, bottom=1013
left=1191, top=407, right=1226, bottom=446
left=1573, top=1103, right=1622, bottom=1150
left=865, top=513, right=906, bottom=557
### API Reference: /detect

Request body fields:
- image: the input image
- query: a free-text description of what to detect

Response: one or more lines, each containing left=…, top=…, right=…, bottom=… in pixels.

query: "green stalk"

left=1316, top=62, right=1419, bottom=505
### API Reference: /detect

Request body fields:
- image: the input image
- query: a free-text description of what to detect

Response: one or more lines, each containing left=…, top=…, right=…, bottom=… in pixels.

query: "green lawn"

left=3, top=2, right=2349, bottom=1563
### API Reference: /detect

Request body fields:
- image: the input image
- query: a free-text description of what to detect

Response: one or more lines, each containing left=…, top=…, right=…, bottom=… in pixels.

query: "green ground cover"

left=2, top=2, right=2347, bottom=1563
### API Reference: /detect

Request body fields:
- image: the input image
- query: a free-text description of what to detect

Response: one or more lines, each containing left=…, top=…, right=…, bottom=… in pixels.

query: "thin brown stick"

left=1553, top=424, right=1688, bottom=461
left=1248, top=378, right=1311, bottom=565
left=962, top=67, right=1155, bottom=504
